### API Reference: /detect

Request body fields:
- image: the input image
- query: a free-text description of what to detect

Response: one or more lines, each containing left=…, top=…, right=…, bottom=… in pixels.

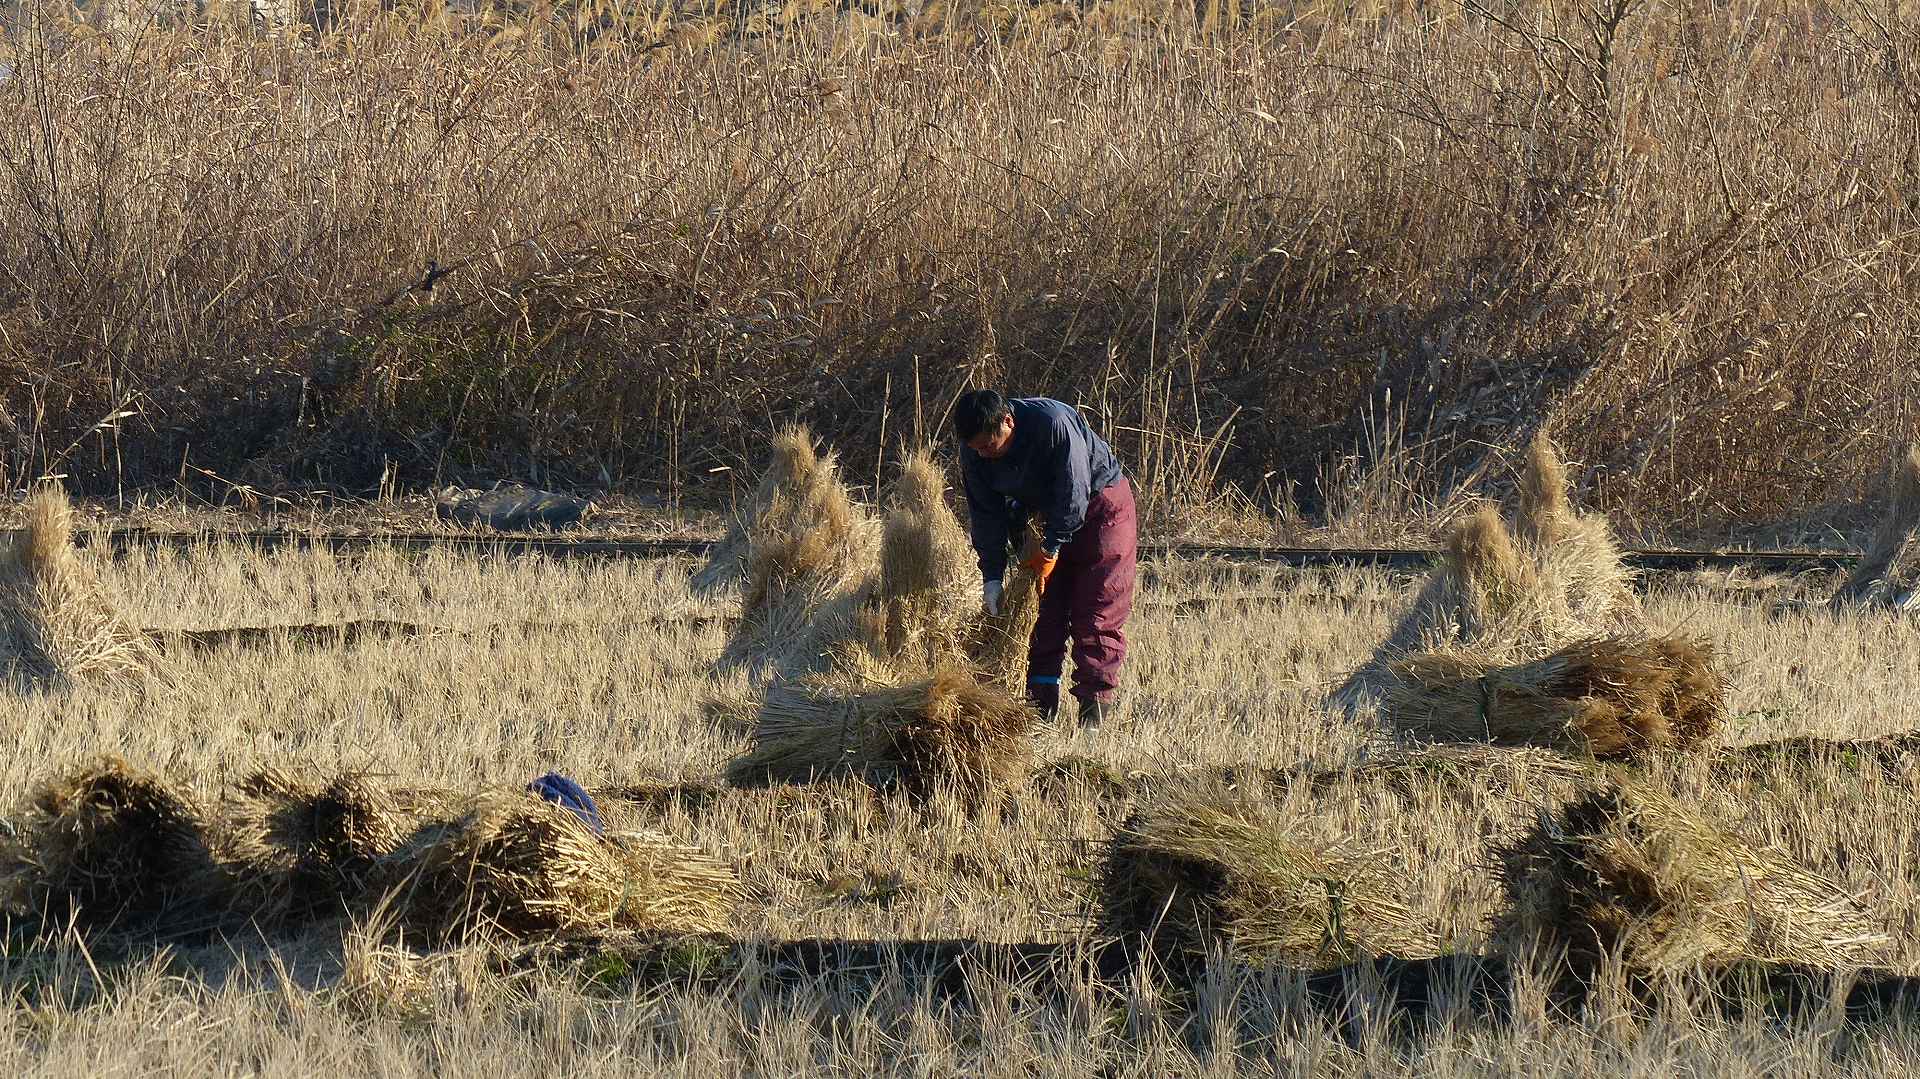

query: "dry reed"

left=1098, top=785, right=1441, bottom=966
left=1831, top=444, right=1920, bottom=610
left=726, top=655, right=1036, bottom=797
left=1, top=756, right=224, bottom=932
left=1383, top=636, right=1725, bottom=759
left=1494, top=781, right=1895, bottom=976
left=0, top=487, right=159, bottom=690
left=381, top=793, right=737, bottom=943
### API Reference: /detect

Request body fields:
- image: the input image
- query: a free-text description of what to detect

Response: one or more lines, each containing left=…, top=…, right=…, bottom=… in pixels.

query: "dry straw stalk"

left=1099, top=785, right=1442, bottom=966
left=1831, top=443, right=1920, bottom=610
left=1383, top=635, right=1725, bottom=759
left=1495, top=781, right=1894, bottom=976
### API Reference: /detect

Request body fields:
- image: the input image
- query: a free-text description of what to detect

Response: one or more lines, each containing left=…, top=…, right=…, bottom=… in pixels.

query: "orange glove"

left=1022, top=545, right=1059, bottom=597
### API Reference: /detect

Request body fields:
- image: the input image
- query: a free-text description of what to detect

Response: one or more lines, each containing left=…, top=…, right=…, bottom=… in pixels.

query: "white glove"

left=983, top=578, right=1004, bottom=617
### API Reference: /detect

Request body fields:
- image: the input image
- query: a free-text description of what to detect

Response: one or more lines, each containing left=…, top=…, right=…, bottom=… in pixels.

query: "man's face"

left=967, top=414, right=1016, bottom=459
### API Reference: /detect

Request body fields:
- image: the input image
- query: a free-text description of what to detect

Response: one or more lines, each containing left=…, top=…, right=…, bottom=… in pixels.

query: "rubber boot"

left=1028, top=680, right=1060, bottom=721
left=1077, top=698, right=1107, bottom=731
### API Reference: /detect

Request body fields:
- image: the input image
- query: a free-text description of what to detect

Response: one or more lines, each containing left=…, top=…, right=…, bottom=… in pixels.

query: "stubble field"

left=3, top=539, right=1920, bottom=1074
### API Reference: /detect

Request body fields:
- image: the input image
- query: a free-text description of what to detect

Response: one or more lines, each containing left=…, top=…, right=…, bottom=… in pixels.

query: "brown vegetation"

left=3, top=5, right=1917, bottom=535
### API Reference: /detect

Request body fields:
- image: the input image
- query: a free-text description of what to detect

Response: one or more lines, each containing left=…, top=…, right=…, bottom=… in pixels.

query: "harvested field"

left=0, top=537, right=1919, bottom=1073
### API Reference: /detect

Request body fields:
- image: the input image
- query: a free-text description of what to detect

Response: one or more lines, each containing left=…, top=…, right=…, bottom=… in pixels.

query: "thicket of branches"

left=1, top=0, right=1916, bottom=530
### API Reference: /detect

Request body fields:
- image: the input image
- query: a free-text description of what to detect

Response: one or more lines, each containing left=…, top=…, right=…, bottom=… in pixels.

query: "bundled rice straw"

left=1330, top=508, right=1568, bottom=712
left=966, top=560, right=1041, bottom=687
left=222, top=767, right=406, bottom=920
left=726, top=654, right=1036, bottom=797
left=1100, top=792, right=1438, bottom=965
left=1513, top=433, right=1644, bottom=635
left=709, top=426, right=879, bottom=675
left=1831, top=444, right=1920, bottom=610
left=1330, top=435, right=1643, bottom=714
left=1098, top=785, right=1441, bottom=966
left=1383, top=635, right=1725, bottom=759
left=866, top=447, right=977, bottom=669
left=1494, top=781, right=1894, bottom=975
left=0, top=486, right=158, bottom=690
left=382, top=793, right=737, bottom=942
left=2, top=756, right=224, bottom=931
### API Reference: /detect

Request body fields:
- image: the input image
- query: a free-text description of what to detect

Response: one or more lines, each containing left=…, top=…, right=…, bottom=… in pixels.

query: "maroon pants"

left=1028, top=478, right=1137, bottom=707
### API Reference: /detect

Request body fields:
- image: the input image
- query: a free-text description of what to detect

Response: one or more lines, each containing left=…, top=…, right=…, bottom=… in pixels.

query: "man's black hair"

left=953, top=389, right=1011, bottom=442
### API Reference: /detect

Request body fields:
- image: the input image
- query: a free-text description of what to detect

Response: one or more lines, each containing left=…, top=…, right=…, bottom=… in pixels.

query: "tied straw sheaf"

left=702, top=428, right=1043, bottom=798
left=1334, top=433, right=1724, bottom=760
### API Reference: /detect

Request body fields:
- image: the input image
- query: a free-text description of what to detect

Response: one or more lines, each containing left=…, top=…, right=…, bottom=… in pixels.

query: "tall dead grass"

left=3, top=6, right=1917, bottom=530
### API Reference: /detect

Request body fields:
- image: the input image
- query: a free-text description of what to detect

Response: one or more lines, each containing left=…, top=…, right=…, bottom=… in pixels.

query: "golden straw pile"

left=1098, top=785, right=1441, bottom=966
left=0, top=487, right=159, bottom=691
left=1494, top=780, right=1894, bottom=976
left=704, top=426, right=881, bottom=678
left=706, top=430, right=1041, bottom=796
left=1331, top=434, right=1719, bottom=759
left=0, top=756, right=224, bottom=932
left=1830, top=443, right=1920, bottom=611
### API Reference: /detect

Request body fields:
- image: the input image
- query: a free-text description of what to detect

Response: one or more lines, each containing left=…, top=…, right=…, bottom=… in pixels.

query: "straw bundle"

left=867, top=447, right=977, bottom=668
left=2, top=756, right=223, bottom=931
left=0, top=487, right=158, bottom=690
left=965, top=560, right=1041, bottom=687
left=1331, top=438, right=1643, bottom=715
left=1831, top=444, right=1920, bottom=610
left=1494, top=781, right=1894, bottom=975
left=694, top=425, right=836, bottom=595
left=1098, top=785, right=1441, bottom=966
left=382, top=794, right=737, bottom=942
left=713, top=426, right=879, bottom=675
left=222, top=767, right=406, bottom=920
left=726, top=656, right=1036, bottom=796
left=1330, top=508, right=1570, bottom=712
left=1383, top=635, right=1725, bottom=759
left=1514, top=434, right=1644, bottom=635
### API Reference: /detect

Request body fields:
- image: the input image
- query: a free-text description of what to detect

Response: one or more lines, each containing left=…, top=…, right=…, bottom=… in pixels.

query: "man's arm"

left=962, top=455, right=1013, bottom=581
left=1039, top=409, right=1092, bottom=554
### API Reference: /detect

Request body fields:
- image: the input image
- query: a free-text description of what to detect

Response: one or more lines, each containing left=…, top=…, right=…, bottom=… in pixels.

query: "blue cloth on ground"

left=528, top=772, right=604, bottom=835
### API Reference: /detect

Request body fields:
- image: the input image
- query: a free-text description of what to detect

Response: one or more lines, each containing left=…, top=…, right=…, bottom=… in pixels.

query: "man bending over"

left=954, top=389, right=1137, bottom=729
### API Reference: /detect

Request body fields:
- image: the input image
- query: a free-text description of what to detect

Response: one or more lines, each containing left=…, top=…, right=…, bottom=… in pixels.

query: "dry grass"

left=1383, top=635, right=1726, bottom=759
left=0, top=539, right=1919, bottom=1070
left=8, top=4, right=1919, bottom=536
left=1099, top=783, right=1442, bottom=966
left=1495, top=779, right=1896, bottom=976
left=0, top=488, right=159, bottom=690
left=1832, top=443, right=1920, bottom=610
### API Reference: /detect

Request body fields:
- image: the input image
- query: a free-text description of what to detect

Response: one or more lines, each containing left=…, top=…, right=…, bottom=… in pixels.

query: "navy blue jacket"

left=961, top=397, right=1122, bottom=582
